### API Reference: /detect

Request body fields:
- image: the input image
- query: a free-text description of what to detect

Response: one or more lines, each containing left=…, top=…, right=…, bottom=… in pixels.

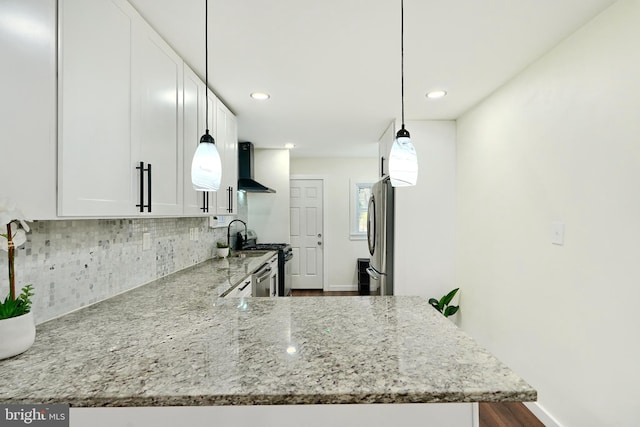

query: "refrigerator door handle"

left=366, top=267, right=382, bottom=280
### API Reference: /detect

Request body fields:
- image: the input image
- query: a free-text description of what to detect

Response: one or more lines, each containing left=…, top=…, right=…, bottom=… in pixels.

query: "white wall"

left=456, top=1, right=640, bottom=426
left=247, top=149, right=290, bottom=243
left=290, top=157, right=377, bottom=290
left=393, top=121, right=457, bottom=300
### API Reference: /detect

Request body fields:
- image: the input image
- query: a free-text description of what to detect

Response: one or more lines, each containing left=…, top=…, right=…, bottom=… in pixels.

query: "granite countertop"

left=0, top=256, right=536, bottom=407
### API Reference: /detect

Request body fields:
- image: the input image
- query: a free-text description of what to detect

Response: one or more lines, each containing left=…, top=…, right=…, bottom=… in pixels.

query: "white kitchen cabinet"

left=58, top=0, right=138, bottom=216
left=131, top=14, right=184, bottom=216
left=227, top=275, right=253, bottom=298
left=1, top=0, right=57, bottom=220
left=183, top=64, right=214, bottom=215
left=214, top=101, right=238, bottom=215
left=378, top=121, right=396, bottom=178
left=58, top=0, right=184, bottom=216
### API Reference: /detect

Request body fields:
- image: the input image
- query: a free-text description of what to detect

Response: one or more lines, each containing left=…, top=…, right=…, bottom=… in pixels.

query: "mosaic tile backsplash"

left=1, top=217, right=226, bottom=324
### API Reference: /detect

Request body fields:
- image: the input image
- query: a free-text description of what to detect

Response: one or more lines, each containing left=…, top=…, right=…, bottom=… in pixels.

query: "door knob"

left=317, top=242, right=322, bottom=245
left=317, top=233, right=322, bottom=238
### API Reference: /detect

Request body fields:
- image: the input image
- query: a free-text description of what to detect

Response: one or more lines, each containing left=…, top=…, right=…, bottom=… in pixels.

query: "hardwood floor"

left=479, top=402, right=544, bottom=427
left=291, top=289, right=359, bottom=297
left=291, top=289, right=543, bottom=427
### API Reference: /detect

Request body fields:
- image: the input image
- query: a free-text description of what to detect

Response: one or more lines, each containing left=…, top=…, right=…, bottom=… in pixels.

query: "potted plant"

left=216, top=241, right=230, bottom=258
left=429, top=288, right=460, bottom=318
left=0, top=199, right=36, bottom=360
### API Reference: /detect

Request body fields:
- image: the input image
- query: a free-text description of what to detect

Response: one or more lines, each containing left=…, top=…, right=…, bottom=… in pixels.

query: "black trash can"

left=357, top=258, right=370, bottom=295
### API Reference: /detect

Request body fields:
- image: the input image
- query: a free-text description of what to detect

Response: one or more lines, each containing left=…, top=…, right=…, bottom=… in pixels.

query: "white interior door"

left=290, top=179, right=324, bottom=289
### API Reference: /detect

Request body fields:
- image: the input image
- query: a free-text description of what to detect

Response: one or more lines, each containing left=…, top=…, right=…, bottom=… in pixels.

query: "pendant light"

left=389, top=0, right=418, bottom=187
left=191, top=0, right=222, bottom=191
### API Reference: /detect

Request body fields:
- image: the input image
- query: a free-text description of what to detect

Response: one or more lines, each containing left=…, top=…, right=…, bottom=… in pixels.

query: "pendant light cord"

left=400, top=0, right=405, bottom=129
left=205, top=0, right=209, bottom=130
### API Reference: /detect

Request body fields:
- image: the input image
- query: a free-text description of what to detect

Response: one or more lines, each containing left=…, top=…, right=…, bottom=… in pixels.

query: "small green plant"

left=216, top=241, right=229, bottom=248
left=429, top=288, right=460, bottom=318
left=0, top=285, right=34, bottom=319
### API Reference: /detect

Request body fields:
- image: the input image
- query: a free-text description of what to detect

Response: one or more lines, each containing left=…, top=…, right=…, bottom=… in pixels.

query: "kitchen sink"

left=231, top=250, right=271, bottom=259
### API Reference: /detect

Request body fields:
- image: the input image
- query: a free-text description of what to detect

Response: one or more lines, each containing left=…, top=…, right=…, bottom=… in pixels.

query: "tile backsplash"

left=1, top=217, right=226, bottom=324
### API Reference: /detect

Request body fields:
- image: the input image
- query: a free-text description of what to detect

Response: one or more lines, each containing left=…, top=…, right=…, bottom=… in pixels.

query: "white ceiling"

left=128, top=0, right=617, bottom=158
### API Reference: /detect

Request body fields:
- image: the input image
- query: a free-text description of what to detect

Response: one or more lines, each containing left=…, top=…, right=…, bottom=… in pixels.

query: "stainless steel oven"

left=252, top=261, right=273, bottom=297
left=242, top=231, right=293, bottom=297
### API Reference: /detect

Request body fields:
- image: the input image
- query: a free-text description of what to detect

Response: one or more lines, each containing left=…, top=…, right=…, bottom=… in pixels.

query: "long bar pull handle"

left=227, top=186, right=233, bottom=213
left=366, top=267, right=382, bottom=280
left=380, top=156, right=386, bottom=177
left=146, top=163, right=152, bottom=213
left=136, top=161, right=145, bottom=212
left=201, top=192, right=209, bottom=213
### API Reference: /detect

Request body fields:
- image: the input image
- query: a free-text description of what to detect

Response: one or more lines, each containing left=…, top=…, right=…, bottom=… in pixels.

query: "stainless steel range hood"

left=238, top=142, right=276, bottom=193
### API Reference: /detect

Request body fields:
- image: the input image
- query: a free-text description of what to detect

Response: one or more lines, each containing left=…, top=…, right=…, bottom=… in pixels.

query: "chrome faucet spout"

left=227, top=219, right=247, bottom=250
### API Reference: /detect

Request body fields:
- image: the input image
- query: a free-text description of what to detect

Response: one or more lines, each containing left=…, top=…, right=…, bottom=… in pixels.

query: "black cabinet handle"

left=136, top=161, right=144, bottom=212
left=381, top=156, right=386, bottom=177
left=227, top=186, right=233, bottom=213
left=147, top=163, right=152, bottom=213
left=136, top=161, right=152, bottom=212
left=200, top=192, right=209, bottom=213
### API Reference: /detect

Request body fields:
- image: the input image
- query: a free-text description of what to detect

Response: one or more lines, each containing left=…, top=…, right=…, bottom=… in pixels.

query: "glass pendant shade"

left=191, top=130, right=221, bottom=191
left=389, top=127, right=418, bottom=187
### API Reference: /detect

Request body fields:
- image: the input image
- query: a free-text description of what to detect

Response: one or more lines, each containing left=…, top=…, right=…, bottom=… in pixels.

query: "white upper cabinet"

left=1, top=0, right=57, bottom=220
left=378, top=121, right=396, bottom=179
left=183, top=64, right=215, bottom=215
left=59, top=0, right=185, bottom=217
left=58, top=0, right=137, bottom=216
left=58, top=0, right=234, bottom=218
left=131, top=15, right=183, bottom=216
left=214, top=101, right=238, bottom=215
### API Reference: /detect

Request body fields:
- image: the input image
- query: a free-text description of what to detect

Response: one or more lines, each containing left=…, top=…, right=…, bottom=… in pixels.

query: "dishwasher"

left=252, top=262, right=272, bottom=297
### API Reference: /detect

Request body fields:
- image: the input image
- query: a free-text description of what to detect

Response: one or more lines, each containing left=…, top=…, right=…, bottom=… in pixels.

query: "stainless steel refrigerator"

left=366, top=177, right=394, bottom=295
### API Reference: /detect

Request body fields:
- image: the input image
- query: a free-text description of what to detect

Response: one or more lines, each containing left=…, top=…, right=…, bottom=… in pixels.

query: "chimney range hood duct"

left=238, top=141, right=276, bottom=193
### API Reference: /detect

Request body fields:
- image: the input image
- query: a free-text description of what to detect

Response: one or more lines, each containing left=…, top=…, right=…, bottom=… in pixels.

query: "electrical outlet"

left=142, top=232, right=151, bottom=250
left=193, top=228, right=199, bottom=241
left=551, top=222, right=565, bottom=245
left=189, top=228, right=194, bottom=241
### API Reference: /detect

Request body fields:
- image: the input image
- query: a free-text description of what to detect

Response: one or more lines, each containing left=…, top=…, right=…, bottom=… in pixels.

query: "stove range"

left=241, top=231, right=293, bottom=296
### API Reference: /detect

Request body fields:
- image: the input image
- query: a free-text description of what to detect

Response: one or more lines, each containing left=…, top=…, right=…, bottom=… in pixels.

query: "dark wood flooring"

left=291, top=289, right=543, bottom=427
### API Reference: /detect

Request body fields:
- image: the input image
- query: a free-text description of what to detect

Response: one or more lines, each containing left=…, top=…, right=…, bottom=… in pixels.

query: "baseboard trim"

left=524, top=402, right=563, bottom=427
left=325, top=285, right=358, bottom=292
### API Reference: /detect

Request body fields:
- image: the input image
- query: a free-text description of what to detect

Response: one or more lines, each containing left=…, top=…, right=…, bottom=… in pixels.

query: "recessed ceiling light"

left=284, top=143, right=295, bottom=149
left=250, top=92, right=270, bottom=101
left=426, top=89, right=447, bottom=99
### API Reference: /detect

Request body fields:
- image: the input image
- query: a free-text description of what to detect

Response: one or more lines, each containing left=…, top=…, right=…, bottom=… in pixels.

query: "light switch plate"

left=551, top=222, right=565, bottom=245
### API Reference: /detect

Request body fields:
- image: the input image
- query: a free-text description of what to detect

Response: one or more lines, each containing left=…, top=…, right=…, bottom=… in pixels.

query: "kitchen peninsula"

left=0, top=255, right=536, bottom=426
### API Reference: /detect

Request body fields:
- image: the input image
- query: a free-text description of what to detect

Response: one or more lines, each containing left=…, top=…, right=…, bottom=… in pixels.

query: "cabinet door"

left=132, top=17, right=183, bottom=215
left=379, top=121, right=396, bottom=178
left=58, top=0, right=137, bottom=216
left=183, top=64, right=214, bottom=215
left=1, top=0, right=57, bottom=219
left=215, top=101, right=238, bottom=215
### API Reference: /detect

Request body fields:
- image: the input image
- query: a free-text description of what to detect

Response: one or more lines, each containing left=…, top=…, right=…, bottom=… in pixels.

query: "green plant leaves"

left=0, top=284, right=33, bottom=320
left=440, top=288, right=459, bottom=307
left=429, top=288, right=460, bottom=318
left=444, top=305, right=459, bottom=317
left=428, top=298, right=441, bottom=312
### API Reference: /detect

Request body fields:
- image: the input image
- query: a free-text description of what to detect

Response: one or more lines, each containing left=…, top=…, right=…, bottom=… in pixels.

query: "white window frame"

left=349, top=179, right=373, bottom=241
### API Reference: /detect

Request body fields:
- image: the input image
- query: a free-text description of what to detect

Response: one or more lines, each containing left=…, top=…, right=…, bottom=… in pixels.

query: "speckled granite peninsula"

left=0, top=254, right=536, bottom=408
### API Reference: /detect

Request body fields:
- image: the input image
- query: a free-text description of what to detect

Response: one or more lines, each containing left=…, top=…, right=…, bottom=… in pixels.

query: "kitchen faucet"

left=227, top=219, right=247, bottom=250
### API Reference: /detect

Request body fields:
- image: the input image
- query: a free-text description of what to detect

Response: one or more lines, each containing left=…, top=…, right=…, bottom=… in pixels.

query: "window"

left=350, top=180, right=373, bottom=240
